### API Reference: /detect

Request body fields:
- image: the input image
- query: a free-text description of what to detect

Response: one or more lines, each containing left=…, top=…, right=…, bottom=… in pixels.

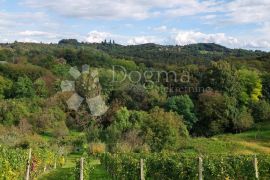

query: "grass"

left=38, top=167, right=75, bottom=180
left=88, top=158, right=112, bottom=180
left=38, top=154, right=111, bottom=180
left=38, top=154, right=80, bottom=180
left=179, top=122, right=270, bottom=155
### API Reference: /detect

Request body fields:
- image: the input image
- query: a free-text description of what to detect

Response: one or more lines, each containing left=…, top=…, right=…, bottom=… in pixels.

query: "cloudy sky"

left=1, top=0, right=270, bottom=50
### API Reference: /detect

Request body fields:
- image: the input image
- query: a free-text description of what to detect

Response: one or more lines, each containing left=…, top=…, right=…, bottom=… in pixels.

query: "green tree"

left=232, top=107, right=254, bottom=133
left=0, top=75, right=13, bottom=99
left=51, top=64, right=70, bottom=78
left=262, top=73, right=270, bottom=101
left=165, top=95, right=197, bottom=129
left=113, top=107, right=131, bottom=131
left=252, top=100, right=270, bottom=122
left=63, top=48, right=78, bottom=65
left=13, top=76, right=35, bottom=98
left=196, top=91, right=238, bottom=136
left=201, top=61, right=240, bottom=97
left=102, top=107, right=131, bottom=143
left=0, top=99, right=31, bottom=125
left=146, top=84, right=167, bottom=108
left=237, top=69, right=262, bottom=104
left=141, top=107, right=188, bottom=152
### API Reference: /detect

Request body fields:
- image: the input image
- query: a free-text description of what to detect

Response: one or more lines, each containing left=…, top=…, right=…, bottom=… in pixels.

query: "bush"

left=34, top=78, right=48, bottom=98
left=0, top=99, right=31, bottom=125
left=141, top=107, right=188, bottom=152
left=0, top=75, right=13, bottom=99
left=233, top=107, right=254, bottom=132
left=252, top=100, right=270, bottom=122
left=13, top=76, right=35, bottom=98
left=89, top=143, right=106, bottom=155
left=0, top=63, right=51, bottom=81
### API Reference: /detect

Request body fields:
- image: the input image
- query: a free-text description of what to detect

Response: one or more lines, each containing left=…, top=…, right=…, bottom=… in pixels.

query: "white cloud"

left=171, top=30, right=270, bottom=50
left=223, top=0, right=270, bottom=24
left=22, top=0, right=220, bottom=20
left=127, top=36, right=160, bottom=45
left=20, top=0, right=270, bottom=26
left=19, top=30, right=54, bottom=37
left=85, top=31, right=112, bottom=43
left=172, top=31, right=239, bottom=47
left=23, top=0, right=150, bottom=20
left=17, top=38, right=39, bottom=43
left=85, top=31, right=161, bottom=45
left=242, top=40, right=270, bottom=49
left=0, top=10, right=75, bottom=43
left=164, top=0, right=220, bottom=17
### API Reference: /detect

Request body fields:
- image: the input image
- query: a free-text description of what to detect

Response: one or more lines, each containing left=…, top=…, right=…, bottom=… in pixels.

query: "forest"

left=1, top=40, right=270, bottom=179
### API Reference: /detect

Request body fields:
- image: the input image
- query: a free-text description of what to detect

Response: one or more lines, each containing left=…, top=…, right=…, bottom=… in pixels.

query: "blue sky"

left=1, top=0, right=270, bottom=50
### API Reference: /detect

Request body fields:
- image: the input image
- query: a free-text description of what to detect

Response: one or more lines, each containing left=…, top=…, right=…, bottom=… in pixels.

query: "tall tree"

left=165, top=95, right=197, bottom=129
left=201, top=61, right=241, bottom=97
left=237, top=69, right=262, bottom=104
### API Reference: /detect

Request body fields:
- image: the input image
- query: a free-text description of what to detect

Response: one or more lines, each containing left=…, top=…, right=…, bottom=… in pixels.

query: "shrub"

left=13, top=76, right=35, bottom=98
left=0, top=75, right=13, bottom=99
left=89, top=143, right=106, bottom=155
left=233, top=107, right=254, bottom=132
left=34, top=78, right=48, bottom=98
left=252, top=100, right=270, bottom=122
left=141, top=107, right=188, bottom=152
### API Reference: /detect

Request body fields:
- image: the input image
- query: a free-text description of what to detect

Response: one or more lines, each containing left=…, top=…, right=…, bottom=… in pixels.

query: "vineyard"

left=0, top=146, right=60, bottom=180
left=2, top=147, right=270, bottom=179
left=100, top=153, right=270, bottom=180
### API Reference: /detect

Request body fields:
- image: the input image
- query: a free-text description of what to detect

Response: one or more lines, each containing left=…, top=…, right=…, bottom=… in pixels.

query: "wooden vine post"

left=54, top=158, right=57, bottom=169
left=80, top=157, right=84, bottom=180
left=43, top=164, right=47, bottom=172
left=140, top=159, right=145, bottom=180
left=25, top=148, right=32, bottom=180
left=254, top=155, right=259, bottom=179
left=198, top=156, right=203, bottom=180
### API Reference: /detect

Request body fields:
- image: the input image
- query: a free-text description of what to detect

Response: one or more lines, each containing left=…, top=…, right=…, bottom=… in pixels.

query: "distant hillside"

left=1, top=41, right=269, bottom=69
left=90, top=42, right=268, bottom=66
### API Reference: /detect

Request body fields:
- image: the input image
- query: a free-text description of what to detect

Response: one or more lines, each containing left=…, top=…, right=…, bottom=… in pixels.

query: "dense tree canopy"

left=0, top=41, right=270, bottom=153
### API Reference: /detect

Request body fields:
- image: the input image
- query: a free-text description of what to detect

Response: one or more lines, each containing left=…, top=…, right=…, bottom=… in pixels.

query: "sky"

left=1, top=0, right=270, bottom=50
